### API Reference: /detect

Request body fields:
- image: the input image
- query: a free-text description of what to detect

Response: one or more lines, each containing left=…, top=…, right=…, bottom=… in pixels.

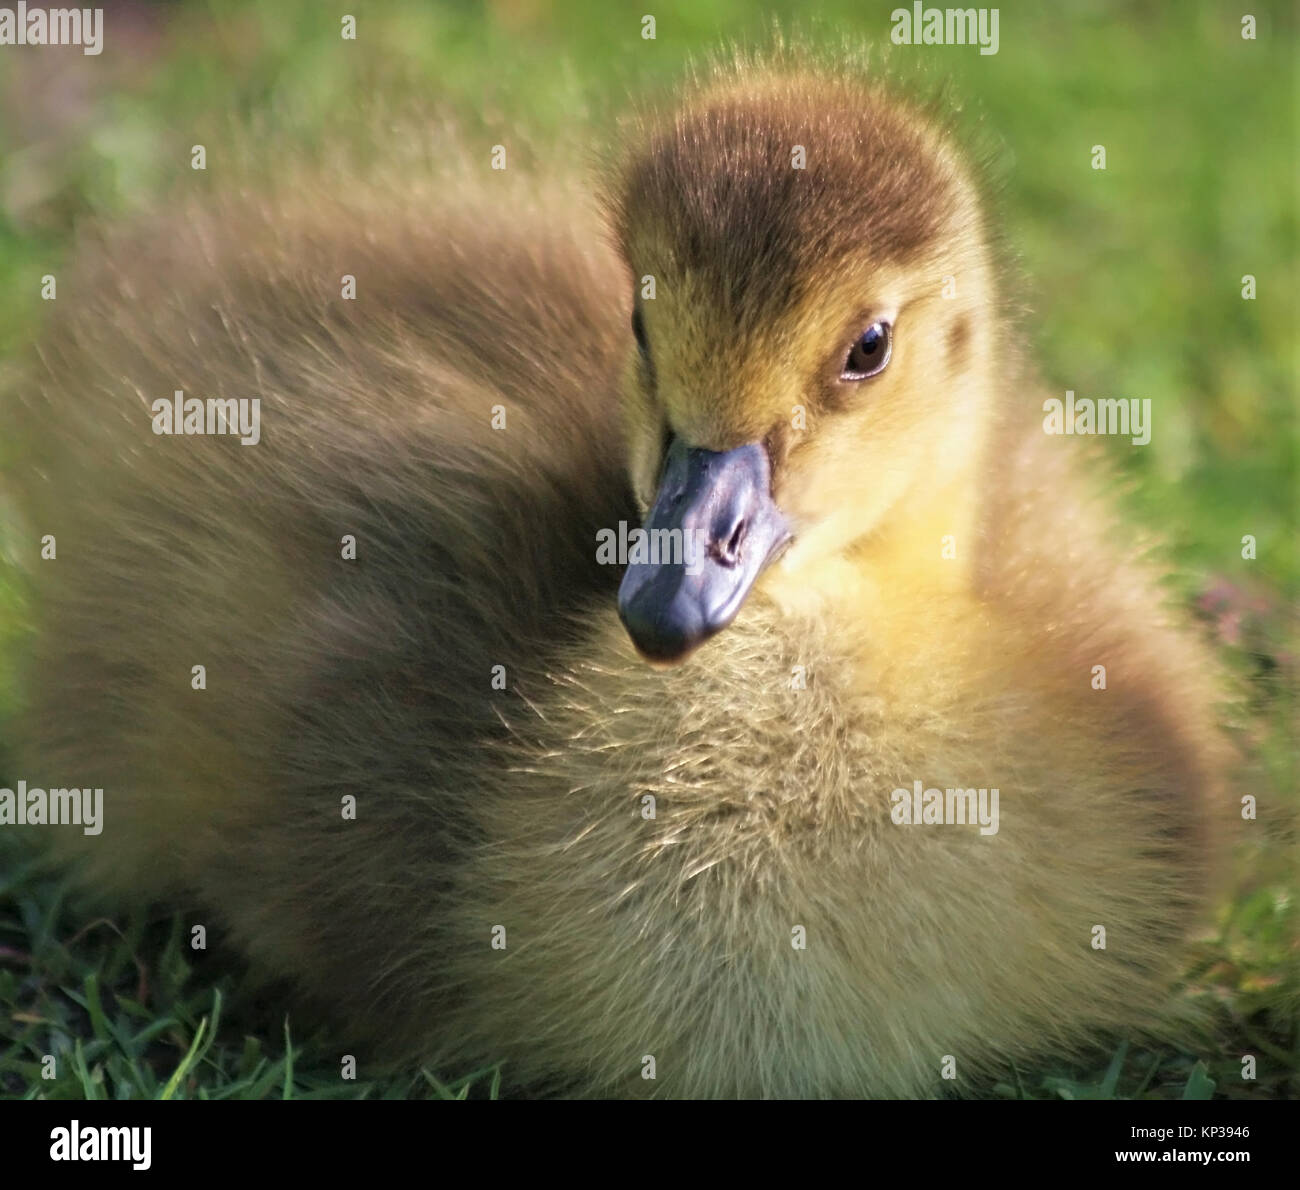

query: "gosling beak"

left=617, top=438, right=791, bottom=664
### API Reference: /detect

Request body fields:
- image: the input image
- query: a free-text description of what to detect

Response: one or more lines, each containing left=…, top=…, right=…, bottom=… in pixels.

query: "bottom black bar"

left=5, top=1097, right=1289, bottom=1176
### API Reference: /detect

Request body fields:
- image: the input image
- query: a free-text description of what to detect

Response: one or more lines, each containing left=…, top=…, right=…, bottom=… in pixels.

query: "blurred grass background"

left=0, top=0, right=1295, bottom=1099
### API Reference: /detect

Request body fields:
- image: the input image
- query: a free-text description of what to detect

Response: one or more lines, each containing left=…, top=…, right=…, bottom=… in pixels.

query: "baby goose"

left=7, top=61, right=1230, bottom=1098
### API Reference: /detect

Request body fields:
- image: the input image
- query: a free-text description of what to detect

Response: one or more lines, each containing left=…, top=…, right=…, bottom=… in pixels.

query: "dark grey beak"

left=617, top=438, right=791, bottom=664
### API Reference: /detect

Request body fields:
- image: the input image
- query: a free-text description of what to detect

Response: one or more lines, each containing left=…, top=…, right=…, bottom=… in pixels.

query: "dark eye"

left=631, top=304, right=650, bottom=356
left=656, top=419, right=674, bottom=479
left=840, top=321, right=891, bottom=380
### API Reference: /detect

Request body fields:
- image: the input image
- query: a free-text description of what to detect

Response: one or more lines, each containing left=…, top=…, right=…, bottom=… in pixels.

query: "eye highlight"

left=840, top=321, right=892, bottom=381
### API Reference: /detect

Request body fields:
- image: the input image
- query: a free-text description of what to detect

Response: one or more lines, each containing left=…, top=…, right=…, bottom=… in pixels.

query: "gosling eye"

left=631, top=304, right=650, bottom=357
left=840, top=321, right=892, bottom=381
left=655, top=419, right=673, bottom=481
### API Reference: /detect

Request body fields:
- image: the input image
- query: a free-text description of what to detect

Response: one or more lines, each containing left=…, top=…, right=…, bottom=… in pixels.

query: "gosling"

left=5, top=59, right=1232, bottom=1098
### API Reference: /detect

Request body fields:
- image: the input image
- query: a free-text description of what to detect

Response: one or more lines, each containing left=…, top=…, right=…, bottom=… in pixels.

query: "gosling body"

left=7, top=62, right=1230, bottom=1097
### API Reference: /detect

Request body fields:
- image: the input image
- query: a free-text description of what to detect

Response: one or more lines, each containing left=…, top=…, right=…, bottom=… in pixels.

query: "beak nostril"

left=712, top=518, right=746, bottom=567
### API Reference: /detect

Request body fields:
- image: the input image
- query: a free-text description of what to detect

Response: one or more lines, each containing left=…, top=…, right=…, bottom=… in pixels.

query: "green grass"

left=0, top=0, right=1296, bottom=1099
left=1, top=839, right=1290, bottom=1100
left=0, top=848, right=503, bottom=1100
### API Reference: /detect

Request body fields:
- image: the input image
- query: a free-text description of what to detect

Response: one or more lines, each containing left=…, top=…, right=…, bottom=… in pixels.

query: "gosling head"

left=608, top=70, right=1002, bottom=664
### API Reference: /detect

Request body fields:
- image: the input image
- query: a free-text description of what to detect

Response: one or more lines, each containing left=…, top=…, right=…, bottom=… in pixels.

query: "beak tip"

left=617, top=585, right=713, bottom=666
